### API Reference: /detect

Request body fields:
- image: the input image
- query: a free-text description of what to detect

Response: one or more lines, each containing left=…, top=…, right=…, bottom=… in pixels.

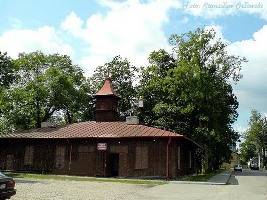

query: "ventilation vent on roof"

left=41, top=122, right=56, bottom=128
left=126, top=116, right=139, bottom=125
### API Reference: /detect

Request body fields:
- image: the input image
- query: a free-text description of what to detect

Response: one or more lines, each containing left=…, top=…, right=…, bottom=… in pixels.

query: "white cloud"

left=228, top=25, right=267, bottom=127
left=229, top=25, right=267, bottom=89
left=183, top=0, right=267, bottom=20
left=0, top=26, right=73, bottom=58
left=61, top=0, right=181, bottom=75
left=203, top=24, right=267, bottom=130
left=61, top=11, right=84, bottom=37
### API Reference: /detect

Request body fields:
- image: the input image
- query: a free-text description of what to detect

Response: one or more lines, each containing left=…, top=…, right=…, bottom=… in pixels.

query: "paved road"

left=133, top=169, right=267, bottom=200
left=12, top=169, right=267, bottom=200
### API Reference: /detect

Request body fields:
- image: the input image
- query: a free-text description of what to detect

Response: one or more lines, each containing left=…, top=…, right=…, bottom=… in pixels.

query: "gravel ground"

left=12, top=179, right=148, bottom=200
left=11, top=170, right=267, bottom=200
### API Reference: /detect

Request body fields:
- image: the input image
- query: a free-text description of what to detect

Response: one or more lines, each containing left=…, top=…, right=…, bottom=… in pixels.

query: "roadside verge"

left=170, top=170, right=232, bottom=185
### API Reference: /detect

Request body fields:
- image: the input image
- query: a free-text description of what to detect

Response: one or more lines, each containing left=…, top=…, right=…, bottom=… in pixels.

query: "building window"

left=135, top=144, right=148, bottom=169
left=189, top=151, right=192, bottom=169
left=76, top=145, right=95, bottom=160
left=24, top=146, right=34, bottom=165
left=55, top=146, right=65, bottom=169
left=177, top=146, right=181, bottom=170
left=78, top=145, right=89, bottom=153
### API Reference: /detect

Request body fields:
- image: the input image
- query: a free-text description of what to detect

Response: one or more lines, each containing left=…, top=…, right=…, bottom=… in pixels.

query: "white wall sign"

left=97, top=143, right=107, bottom=151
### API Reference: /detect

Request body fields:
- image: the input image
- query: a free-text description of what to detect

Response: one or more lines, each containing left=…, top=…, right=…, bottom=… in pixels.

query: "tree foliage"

left=0, top=51, right=17, bottom=133
left=240, top=110, right=267, bottom=165
left=139, top=28, right=246, bottom=170
left=0, top=51, right=16, bottom=88
left=1, top=51, right=91, bottom=130
left=240, top=139, right=256, bottom=165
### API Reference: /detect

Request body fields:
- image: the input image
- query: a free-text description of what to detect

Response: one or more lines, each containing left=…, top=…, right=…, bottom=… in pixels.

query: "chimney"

left=41, top=122, right=55, bottom=128
left=126, top=116, right=139, bottom=125
left=95, top=78, right=120, bottom=122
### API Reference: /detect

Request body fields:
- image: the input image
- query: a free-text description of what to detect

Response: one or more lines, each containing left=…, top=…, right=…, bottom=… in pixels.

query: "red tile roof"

left=0, top=122, right=184, bottom=139
left=95, top=78, right=118, bottom=96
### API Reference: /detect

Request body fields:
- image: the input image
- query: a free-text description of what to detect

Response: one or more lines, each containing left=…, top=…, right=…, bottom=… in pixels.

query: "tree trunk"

left=66, top=109, right=72, bottom=124
left=36, top=98, right=41, bottom=128
left=263, top=147, right=266, bottom=169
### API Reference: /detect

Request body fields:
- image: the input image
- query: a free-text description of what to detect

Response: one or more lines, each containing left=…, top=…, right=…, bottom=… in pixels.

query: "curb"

left=169, top=181, right=227, bottom=185
left=170, top=170, right=233, bottom=186
left=225, top=170, right=233, bottom=185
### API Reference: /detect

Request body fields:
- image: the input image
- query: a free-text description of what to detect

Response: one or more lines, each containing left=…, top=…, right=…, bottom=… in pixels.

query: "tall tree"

left=241, top=110, right=267, bottom=167
left=0, top=51, right=16, bottom=89
left=90, top=56, right=138, bottom=116
left=0, top=51, right=17, bottom=134
left=239, top=139, right=256, bottom=165
left=139, top=28, right=246, bottom=170
left=2, top=51, right=91, bottom=130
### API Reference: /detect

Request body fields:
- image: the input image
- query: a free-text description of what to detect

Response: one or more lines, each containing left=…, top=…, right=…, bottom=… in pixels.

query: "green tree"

left=139, top=28, right=246, bottom=170
left=240, top=139, right=256, bottom=165
left=2, top=51, right=91, bottom=130
left=241, top=110, right=267, bottom=167
left=0, top=51, right=16, bottom=89
left=0, top=52, right=17, bottom=134
left=90, top=55, right=138, bottom=116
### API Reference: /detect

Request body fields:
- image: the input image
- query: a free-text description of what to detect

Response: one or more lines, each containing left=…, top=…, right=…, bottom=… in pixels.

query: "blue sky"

left=0, top=0, right=267, bottom=134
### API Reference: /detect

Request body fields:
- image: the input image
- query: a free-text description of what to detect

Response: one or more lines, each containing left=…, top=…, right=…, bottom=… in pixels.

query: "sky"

left=0, top=0, right=266, bottom=134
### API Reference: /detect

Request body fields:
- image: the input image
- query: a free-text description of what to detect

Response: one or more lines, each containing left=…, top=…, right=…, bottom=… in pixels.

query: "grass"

left=4, top=172, right=166, bottom=186
left=180, top=169, right=225, bottom=182
left=3, top=169, right=226, bottom=184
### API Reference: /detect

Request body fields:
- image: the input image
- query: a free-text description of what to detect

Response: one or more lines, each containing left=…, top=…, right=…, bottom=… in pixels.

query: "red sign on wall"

left=97, top=143, right=107, bottom=151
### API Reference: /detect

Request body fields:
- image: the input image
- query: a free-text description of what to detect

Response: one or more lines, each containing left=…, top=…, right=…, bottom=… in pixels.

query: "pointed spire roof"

left=95, top=78, right=118, bottom=97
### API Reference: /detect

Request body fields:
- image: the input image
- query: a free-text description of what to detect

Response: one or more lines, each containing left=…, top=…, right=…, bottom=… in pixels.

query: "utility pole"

left=258, top=152, right=261, bottom=170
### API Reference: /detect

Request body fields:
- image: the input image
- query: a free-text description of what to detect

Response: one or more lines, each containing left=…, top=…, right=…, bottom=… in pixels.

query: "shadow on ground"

left=228, top=174, right=239, bottom=185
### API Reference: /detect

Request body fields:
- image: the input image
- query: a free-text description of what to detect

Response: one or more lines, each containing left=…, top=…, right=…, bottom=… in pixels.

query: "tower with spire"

left=95, top=78, right=120, bottom=122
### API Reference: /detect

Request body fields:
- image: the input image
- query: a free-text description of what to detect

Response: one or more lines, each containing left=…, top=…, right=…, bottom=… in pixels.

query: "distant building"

left=0, top=78, right=200, bottom=178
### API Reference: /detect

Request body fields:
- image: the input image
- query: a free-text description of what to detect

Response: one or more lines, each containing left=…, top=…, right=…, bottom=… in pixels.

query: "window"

left=110, top=145, right=128, bottom=153
left=135, top=144, right=148, bottom=169
left=24, top=146, right=34, bottom=165
left=177, top=146, right=181, bottom=170
left=78, top=145, right=89, bottom=153
left=189, top=151, right=192, bottom=169
left=76, top=145, right=94, bottom=160
left=55, top=146, right=65, bottom=169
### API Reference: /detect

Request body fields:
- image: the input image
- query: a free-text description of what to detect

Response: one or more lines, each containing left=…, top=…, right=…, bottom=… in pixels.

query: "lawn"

left=4, top=172, right=166, bottom=186
left=179, top=169, right=225, bottom=182
left=4, top=169, right=225, bottom=184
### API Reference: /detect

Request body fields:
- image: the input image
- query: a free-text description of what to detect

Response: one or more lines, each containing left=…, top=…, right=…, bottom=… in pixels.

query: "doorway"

left=109, top=153, right=119, bottom=177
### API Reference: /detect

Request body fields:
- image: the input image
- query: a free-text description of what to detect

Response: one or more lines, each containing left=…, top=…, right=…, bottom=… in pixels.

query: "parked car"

left=234, top=164, right=243, bottom=172
left=0, top=172, right=16, bottom=200
left=250, top=157, right=259, bottom=170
